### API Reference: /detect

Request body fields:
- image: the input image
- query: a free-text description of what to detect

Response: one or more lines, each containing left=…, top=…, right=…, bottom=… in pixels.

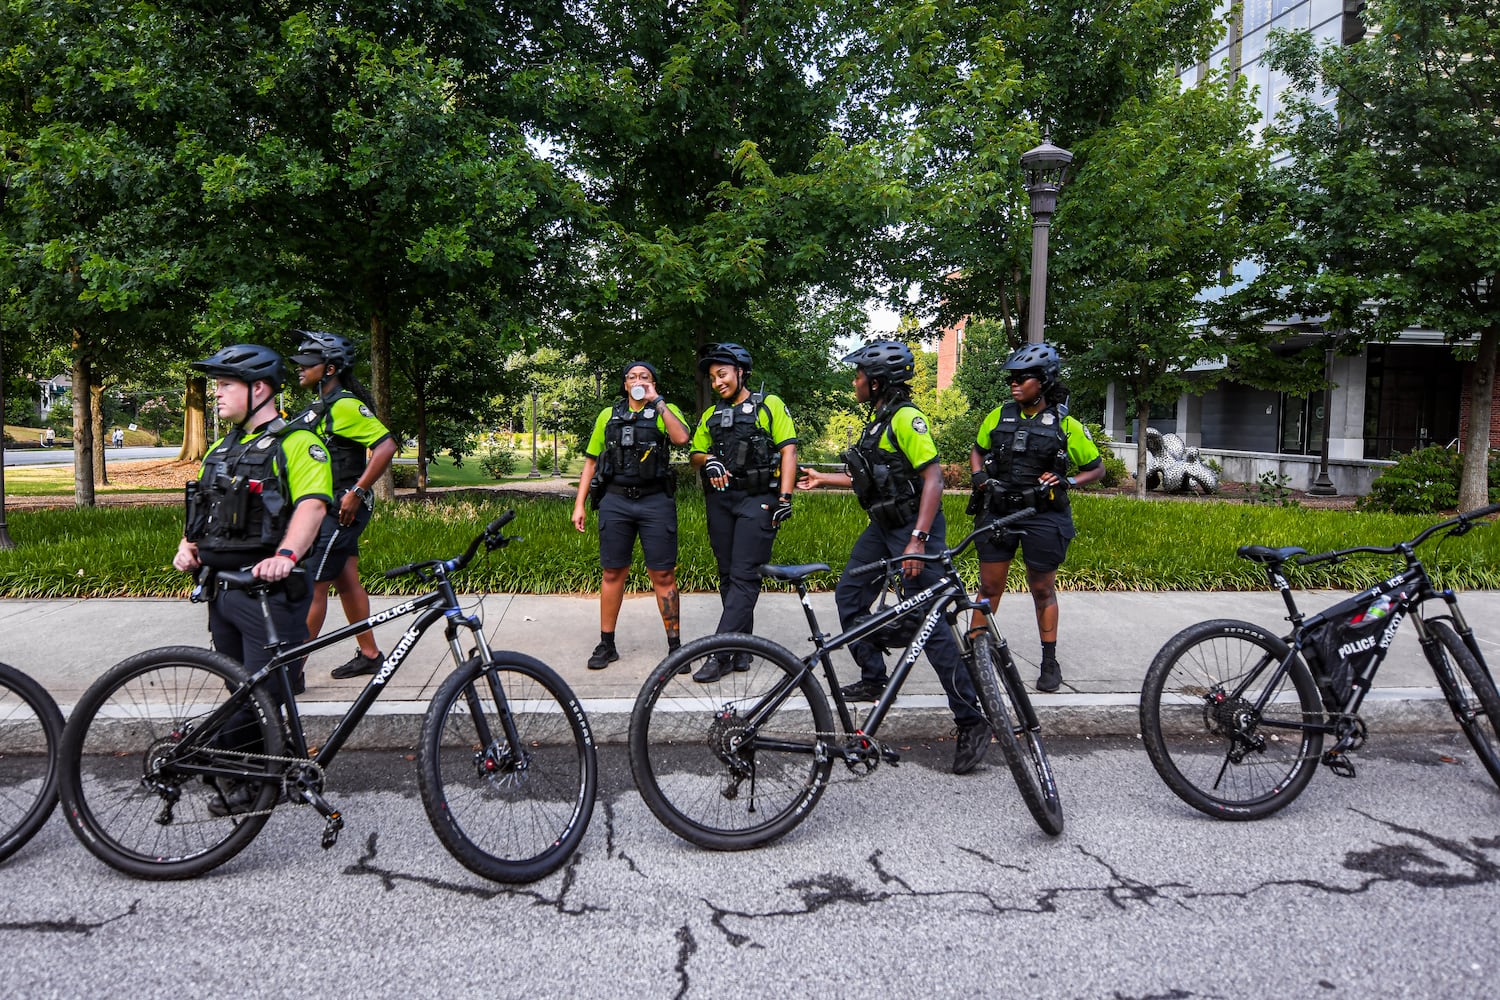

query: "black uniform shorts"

left=974, top=508, right=1075, bottom=573
left=307, top=489, right=373, bottom=582
left=598, top=489, right=678, bottom=571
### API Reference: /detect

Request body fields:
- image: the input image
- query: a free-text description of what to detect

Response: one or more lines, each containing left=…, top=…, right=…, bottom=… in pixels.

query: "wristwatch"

left=910, top=529, right=930, bottom=543
left=351, top=485, right=372, bottom=502
left=276, top=548, right=298, bottom=562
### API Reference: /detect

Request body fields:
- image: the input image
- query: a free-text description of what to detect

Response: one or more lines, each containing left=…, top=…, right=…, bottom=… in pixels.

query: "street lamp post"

left=0, top=329, right=15, bottom=548
left=527, top=391, right=541, bottom=478
left=1020, top=135, right=1074, bottom=345
left=1307, top=342, right=1339, bottom=495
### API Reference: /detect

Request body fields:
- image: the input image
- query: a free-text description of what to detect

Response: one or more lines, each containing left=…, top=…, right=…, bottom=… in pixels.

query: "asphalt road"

left=3, top=446, right=180, bottom=467
left=3, top=736, right=1497, bottom=998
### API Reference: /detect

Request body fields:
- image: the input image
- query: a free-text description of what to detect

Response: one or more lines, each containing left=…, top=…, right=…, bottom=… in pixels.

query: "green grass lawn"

left=418, top=452, right=584, bottom=489
left=1, top=491, right=1497, bottom=598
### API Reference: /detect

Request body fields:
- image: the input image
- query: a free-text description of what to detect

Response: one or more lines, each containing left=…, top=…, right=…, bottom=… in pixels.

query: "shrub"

left=479, top=449, right=517, bottom=479
left=1248, top=470, right=1298, bottom=507
left=1082, top=423, right=1128, bottom=489
left=1357, top=445, right=1496, bottom=514
left=390, top=463, right=419, bottom=488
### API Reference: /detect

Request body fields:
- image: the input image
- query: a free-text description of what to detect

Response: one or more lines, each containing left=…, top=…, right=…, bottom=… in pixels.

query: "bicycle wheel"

left=1140, top=619, right=1324, bottom=820
left=1427, top=619, right=1500, bottom=788
left=967, top=636, right=1064, bottom=835
left=58, top=646, right=284, bottom=879
left=0, top=662, right=64, bottom=863
left=629, top=633, right=834, bottom=850
left=419, top=653, right=597, bottom=883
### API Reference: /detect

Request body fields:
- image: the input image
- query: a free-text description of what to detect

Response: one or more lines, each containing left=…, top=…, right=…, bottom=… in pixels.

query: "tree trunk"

left=369, top=310, right=395, bottom=501
left=1135, top=395, right=1151, bottom=500
left=178, top=375, right=208, bottom=461
left=1458, top=325, right=1497, bottom=512
left=91, top=383, right=108, bottom=486
left=414, top=375, right=428, bottom=498
left=70, top=347, right=95, bottom=507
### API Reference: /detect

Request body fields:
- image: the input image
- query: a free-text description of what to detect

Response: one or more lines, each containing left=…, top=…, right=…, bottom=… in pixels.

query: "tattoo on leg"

left=659, top=587, right=681, bottom=636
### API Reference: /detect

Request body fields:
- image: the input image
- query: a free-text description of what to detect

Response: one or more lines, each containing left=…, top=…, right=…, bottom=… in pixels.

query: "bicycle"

left=58, top=510, right=597, bottom=882
left=628, top=507, right=1063, bottom=850
left=1140, top=501, right=1500, bottom=820
left=0, top=661, right=64, bottom=863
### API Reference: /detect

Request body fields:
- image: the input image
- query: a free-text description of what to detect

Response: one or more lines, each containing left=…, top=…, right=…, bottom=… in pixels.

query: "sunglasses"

left=1007, top=372, right=1042, bottom=385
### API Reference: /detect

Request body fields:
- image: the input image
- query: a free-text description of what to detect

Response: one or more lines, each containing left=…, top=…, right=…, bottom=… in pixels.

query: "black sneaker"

left=1036, top=659, right=1062, bottom=693
left=587, top=642, right=619, bottom=670
left=731, top=652, right=752, bottom=672
left=839, top=677, right=887, bottom=702
left=692, top=655, right=730, bottom=683
left=952, top=720, right=992, bottom=775
left=331, top=650, right=384, bottom=680
left=206, top=779, right=258, bottom=817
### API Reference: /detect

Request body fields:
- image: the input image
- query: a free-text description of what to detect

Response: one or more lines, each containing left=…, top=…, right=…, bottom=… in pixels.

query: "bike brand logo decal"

left=365, top=600, right=418, bottom=627
left=372, top=623, right=423, bottom=685
left=1379, top=611, right=1403, bottom=650
left=1337, top=635, right=1378, bottom=659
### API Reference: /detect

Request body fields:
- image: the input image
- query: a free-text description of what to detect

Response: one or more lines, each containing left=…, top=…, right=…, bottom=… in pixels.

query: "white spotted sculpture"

left=1144, top=427, right=1219, bottom=494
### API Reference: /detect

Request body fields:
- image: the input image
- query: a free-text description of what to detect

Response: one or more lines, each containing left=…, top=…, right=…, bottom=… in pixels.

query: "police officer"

left=689, top=342, right=798, bottom=682
left=572, top=361, right=692, bottom=669
left=797, top=340, right=991, bottom=774
left=173, top=344, right=332, bottom=695
left=288, top=331, right=398, bottom=680
left=969, top=342, right=1102, bottom=693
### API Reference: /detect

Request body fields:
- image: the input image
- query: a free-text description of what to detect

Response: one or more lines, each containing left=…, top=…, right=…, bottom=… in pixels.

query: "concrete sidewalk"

left=3, top=587, right=1496, bottom=745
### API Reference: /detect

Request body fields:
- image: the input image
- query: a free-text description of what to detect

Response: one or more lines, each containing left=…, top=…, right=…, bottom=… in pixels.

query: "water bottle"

left=1357, top=592, right=1394, bottom=623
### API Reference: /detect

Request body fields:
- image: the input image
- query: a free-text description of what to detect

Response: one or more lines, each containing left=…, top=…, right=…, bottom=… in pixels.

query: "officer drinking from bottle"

left=288, top=330, right=398, bottom=680
left=688, top=342, right=799, bottom=682
left=572, top=361, right=692, bottom=669
left=968, top=342, right=1102, bottom=693
left=173, top=344, right=332, bottom=697
left=797, top=340, right=992, bottom=774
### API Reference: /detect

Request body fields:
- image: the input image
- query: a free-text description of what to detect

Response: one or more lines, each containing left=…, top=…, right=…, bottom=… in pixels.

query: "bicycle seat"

left=760, top=563, right=831, bottom=583
left=1236, top=545, right=1307, bottom=565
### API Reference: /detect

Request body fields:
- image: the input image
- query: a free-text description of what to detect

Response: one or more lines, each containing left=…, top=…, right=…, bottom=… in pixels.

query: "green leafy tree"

left=1260, top=1, right=1500, bottom=509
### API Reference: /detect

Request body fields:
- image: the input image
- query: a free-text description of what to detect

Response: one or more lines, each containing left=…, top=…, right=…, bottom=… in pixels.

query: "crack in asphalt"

left=603, top=798, right=642, bottom=876
left=0, top=899, right=139, bottom=936
left=340, top=830, right=607, bottom=913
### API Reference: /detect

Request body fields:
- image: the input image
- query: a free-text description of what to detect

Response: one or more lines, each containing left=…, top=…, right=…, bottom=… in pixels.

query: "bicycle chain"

left=152, top=748, right=325, bottom=823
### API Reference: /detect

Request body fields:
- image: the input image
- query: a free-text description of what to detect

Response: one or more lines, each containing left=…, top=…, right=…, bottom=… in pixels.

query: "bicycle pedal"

left=881, top=747, right=902, bottom=765
left=320, top=812, right=344, bottom=850
left=1321, top=752, right=1357, bottom=778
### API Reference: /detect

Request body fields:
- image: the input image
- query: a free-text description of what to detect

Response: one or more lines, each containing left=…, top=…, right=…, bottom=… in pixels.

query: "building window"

left=1278, top=390, right=1326, bottom=456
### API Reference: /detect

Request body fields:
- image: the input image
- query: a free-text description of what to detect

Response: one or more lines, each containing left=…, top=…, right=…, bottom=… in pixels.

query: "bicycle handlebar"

left=383, top=509, right=518, bottom=580
left=843, top=507, right=1037, bottom=580
left=1294, top=501, right=1500, bottom=567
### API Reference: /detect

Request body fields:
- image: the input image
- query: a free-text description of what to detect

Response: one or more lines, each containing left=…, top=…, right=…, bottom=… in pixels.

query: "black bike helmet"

left=697, top=342, right=753, bottom=376
left=1001, top=342, right=1061, bottom=386
left=842, top=340, right=916, bottom=385
left=289, top=330, right=356, bottom=370
left=191, top=344, right=287, bottom=391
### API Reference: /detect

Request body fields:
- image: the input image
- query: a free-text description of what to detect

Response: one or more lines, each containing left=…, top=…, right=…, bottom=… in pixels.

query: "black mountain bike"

left=59, top=511, right=597, bottom=881
left=629, top=508, right=1063, bottom=850
left=0, top=662, right=64, bottom=863
left=1141, top=502, right=1500, bottom=820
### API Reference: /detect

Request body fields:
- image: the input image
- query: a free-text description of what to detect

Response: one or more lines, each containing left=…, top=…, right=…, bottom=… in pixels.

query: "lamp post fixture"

left=551, top=401, right=562, bottom=477
left=1020, top=135, right=1074, bottom=345
left=1307, top=341, right=1339, bottom=496
left=527, top=391, right=541, bottom=478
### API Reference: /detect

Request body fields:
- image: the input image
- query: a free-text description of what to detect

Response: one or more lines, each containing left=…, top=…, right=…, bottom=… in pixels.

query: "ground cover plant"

left=1, top=494, right=1497, bottom=599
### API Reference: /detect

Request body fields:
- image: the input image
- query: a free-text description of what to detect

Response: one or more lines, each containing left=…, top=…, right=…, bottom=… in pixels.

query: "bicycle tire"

left=967, top=637, right=1064, bottom=835
left=1140, top=619, right=1324, bottom=820
left=418, top=654, right=597, bottom=883
left=1427, top=619, right=1500, bottom=788
left=0, top=662, right=64, bottom=863
left=629, top=633, right=833, bottom=851
left=58, top=646, right=284, bottom=879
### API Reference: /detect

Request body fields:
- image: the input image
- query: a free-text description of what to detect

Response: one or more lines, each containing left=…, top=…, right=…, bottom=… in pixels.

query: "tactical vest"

left=294, top=390, right=368, bottom=490
left=184, top=421, right=295, bottom=568
left=706, top=393, right=776, bottom=492
left=844, top=401, right=923, bottom=530
left=601, top=399, right=672, bottom=486
left=983, top=401, right=1071, bottom=512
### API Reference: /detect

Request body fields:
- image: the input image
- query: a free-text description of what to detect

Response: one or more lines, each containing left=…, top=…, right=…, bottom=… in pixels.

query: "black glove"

left=970, top=470, right=991, bottom=491
left=771, top=493, right=793, bottom=527
left=703, top=458, right=729, bottom=480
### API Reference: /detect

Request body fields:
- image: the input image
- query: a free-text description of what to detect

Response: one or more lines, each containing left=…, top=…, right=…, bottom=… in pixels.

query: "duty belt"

left=606, top=482, right=666, bottom=501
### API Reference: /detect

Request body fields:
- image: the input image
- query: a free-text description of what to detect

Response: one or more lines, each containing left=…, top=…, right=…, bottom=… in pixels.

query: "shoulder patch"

left=910, top=416, right=928, bottom=435
left=358, top=404, right=374, bottom=418
left=308, top=444, right=329, bottom=463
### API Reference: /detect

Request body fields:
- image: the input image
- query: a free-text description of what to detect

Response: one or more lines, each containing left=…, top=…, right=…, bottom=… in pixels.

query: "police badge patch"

left=309, top=444, right=329, bottom=463
left=911, top=416, right=929, bottom=435
left=1041, top=413, right=1056, bottom=425
left=358, top=404, right=374, bottom=418
left=741, top=402, right=754, bottom=414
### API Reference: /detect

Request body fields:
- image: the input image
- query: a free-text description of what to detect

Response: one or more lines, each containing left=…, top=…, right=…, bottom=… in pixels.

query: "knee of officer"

left=602, top=566, right=630, bottom=586
left=646, top=567, right=676, bottom=587
left=1026, top=573, right=1057, bottom=604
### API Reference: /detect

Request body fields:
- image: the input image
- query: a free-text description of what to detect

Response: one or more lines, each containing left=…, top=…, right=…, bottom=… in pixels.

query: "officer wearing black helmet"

left=969, top=342, right=1102, bottom=692
left=173, top=344, right=332, bottom=702
left=689, top=342, right=799, bottom=682
left=798, top=340, right=991, bottom=774
left=572, top=361, right=692, bottom=669
left=288, top=330, right=398, bottom=680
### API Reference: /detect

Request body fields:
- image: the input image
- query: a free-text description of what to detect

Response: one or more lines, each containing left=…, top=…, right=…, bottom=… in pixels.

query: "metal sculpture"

left=1144, top=427, right=1219, bottom=494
